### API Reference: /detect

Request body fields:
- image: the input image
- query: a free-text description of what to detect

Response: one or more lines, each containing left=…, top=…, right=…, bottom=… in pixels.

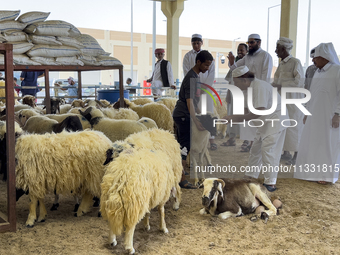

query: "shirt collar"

left=191, top=49, right=201, bottom=54
left=318, top=62, right=332, bottom=72
left=282, top=55, right=292, bottom=63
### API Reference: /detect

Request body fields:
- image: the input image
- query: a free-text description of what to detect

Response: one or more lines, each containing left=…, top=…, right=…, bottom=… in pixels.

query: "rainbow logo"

left=198, top=82, right=223, bottom=106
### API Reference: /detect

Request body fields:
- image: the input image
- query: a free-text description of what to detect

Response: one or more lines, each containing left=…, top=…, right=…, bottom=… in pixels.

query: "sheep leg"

left=143, top=212, right=150, bottom=231
left=124, top=224, right=136, bottom=254
left=171, top=184, right=181, bottom=211
left=158, top=204, right=168, bottom=233
left=37, top=198, right=47, bottom=222
left=50, top=193, right=59, bottom=211
left=108, top=229, right=117, bottom=247
left=26, top=196, right=38, bottom=227
left=248, top=183, right=277, bottom=216
left=75, top=192, right=92, bottom=217
left=73, top=196, right=80, bottom=212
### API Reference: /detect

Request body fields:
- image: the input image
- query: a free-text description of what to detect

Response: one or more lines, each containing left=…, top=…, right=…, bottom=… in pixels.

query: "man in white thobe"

left=228, top=34, right=272, bottom=150
left=272, top=37, right=304, bottom=165
left=294, top=42, right=340, bottom=184
left=183, top=34, right=217, bottom=150
left=147, top=48, right=175, bottom=98
left=224, top=66, right=287, bottom=192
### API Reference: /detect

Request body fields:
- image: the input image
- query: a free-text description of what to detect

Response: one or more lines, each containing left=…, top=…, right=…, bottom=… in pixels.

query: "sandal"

left=210, top=143, right=218, bottom=151
left=240, top=140, right=249, bottom=150
left=221, top=138, right=236, bottom=146
left=240, top=145, right=251, bottom=152
left=179, top=180, right=198, bottom=189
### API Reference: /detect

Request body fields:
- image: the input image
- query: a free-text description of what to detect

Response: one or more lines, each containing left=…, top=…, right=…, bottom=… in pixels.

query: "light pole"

left=266, top=4, right=281, bottom=52
left=305, top=0, right=312, bottom=69
left=215, top=52, right=224, bottom=78
left=233, top=37, right=241, bottom=53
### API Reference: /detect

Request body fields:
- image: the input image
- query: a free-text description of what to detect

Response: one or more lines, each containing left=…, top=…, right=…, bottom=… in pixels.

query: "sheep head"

left=103, top=141, right=134, bottom=165
left=22, top=95, right=36, bottom=108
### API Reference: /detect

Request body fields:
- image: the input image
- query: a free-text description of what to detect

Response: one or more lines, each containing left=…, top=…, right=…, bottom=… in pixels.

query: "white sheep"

left=137, top=117, right=158, bottom=129
left=131, top=98, right=153, bottom=105
left=102, top=108, right=139, bottom=121
left=79, top=107, right=147, bottom=142
left=115, top=128, right=182, bottom=210
left=114, top=99, right=174, bottom=133
left=45, top=113, right=91, bottom=130
left=100, top=147, right=175, bottom=254
left=156, top=97, right=178, bottom=114
left=59, top=104, right=72, bottom=114
left=213, top=96, right=228, bottom=138
left=14, top=130, right=112, bottom=227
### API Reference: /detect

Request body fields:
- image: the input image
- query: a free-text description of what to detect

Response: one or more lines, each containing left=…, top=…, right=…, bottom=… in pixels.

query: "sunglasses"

left=247, top=40, right=257, bottom=45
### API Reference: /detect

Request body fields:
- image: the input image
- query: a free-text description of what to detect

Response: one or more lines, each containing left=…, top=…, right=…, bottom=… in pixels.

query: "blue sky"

left=2, top=0, right=340, bottom=67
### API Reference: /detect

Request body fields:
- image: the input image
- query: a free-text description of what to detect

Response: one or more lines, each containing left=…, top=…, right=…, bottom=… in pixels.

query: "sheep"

left=191, top=113, right=218, bottom=186
left=17, top=109, right=83, bottom=134
left=138, top=117, right=158, bottom=129
left=12, top=130, right=113, bottom=227
left=22, top=95, right=36, bottom=108
left=79, top=107, right=147, bottom=142
left=42, top=97, right=64, bottom=114
left=102, top=107, right=139, bottom=121
left=156, top=97, right=178, bottom=114
left=132, top=98, right=153, bottom=105
left=113, top=128, right=182, bottom=210
left=59, top=104, right=72, bottom=114
left=100, top=147, right=175, bottom=254
left=71, top=99, right=85, bottom=108
left=45, top=113, right=91, bottom=130
left=113, top=98, right=174, bottom=133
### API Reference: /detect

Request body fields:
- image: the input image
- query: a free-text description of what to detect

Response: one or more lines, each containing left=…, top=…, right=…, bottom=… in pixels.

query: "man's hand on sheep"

left=193, top=118, right=205, bottom=131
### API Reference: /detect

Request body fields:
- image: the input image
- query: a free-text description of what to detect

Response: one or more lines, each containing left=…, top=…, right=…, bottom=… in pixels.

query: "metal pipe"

left=130, top=0, right=134, bottom=82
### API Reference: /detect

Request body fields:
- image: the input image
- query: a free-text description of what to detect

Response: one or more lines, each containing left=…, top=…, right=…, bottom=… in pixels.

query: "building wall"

left=77, top=27, right=235, bottom=86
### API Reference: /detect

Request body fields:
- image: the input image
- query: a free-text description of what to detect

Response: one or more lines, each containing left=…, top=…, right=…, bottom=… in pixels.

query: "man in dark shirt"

left=173, top=50, right=213, bottom=189
left=20, top=71, right=44, bottom=97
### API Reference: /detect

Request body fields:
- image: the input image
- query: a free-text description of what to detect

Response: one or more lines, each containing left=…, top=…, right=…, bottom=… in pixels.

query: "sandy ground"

left=1, top=137, right=340, bottom=255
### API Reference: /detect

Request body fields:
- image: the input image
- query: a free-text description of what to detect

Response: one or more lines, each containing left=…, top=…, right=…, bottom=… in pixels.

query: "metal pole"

left=152, top=1, right=156, bottom=72
left=130, top=0, right=133, bottom=82
left=305, top=0, right=312, bottom=68
left=215, top=52, right=219, bottom=78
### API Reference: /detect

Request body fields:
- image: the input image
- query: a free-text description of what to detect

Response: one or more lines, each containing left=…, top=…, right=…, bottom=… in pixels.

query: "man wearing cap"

left=60, top=77, right=78, bottom=103
left=294, top=42, right=340, bottom=184
left=147, top=48, right=175, bottom=98
left=224, top=66, right=287, bottom=192
left=183, top=34, right=217, bottom=150
left=272, top=37, right=304, bottom=165
left=228, top=34, right=273, bottom=83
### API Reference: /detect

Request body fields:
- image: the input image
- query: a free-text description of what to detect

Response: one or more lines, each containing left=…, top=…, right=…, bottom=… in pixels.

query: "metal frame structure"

left=0, top=50, right=124, bottom=233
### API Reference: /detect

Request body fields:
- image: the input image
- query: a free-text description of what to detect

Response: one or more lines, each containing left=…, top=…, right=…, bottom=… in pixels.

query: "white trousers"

left=245, top=129, right=286, bottom=185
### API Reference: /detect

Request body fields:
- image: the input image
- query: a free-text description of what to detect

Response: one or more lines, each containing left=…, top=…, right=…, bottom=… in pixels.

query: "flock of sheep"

left=0, top=95, right=189, bottom=254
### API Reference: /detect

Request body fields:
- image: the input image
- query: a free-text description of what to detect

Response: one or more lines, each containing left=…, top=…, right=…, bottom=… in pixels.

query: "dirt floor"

left=1, top=137, right=340, bottom=255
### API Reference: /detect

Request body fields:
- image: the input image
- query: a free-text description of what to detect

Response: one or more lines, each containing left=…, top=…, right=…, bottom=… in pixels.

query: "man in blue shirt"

left=20, top=71, right=44, bottom=97
left=60, top=77, right=78, bottom=103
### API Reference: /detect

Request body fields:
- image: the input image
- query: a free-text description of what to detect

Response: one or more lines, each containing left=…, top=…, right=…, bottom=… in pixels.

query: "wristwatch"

left=335, top=112, right=340, bottom=116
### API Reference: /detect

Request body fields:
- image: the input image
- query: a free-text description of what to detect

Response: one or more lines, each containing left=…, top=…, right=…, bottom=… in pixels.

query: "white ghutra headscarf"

left=310, top=42, right=340, bottom=65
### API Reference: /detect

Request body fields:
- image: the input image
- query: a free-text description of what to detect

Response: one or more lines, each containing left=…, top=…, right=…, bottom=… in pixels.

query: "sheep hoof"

left=98, top=212, right=102, bottom=217
left=73, top=203, right=80, bottom=212
left=110, top=240, right=117, bottom=247
left=26, top=224, right=34, bottom=228
left=50, top=203, right=59, bottom=211
left=93, top=197, right=100, bottom=207
left=127, top=248, right=135, bottom=254
left=162, top=228, right=169, bottom=234
left=144, top=225, right=150, bottom=231
left=74, top=213, right=77, bottom=217
left=200, top=208, right=207, bottom=215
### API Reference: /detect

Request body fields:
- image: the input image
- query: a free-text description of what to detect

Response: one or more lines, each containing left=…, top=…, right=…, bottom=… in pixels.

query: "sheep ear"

left=216, top=179, right=225, bottom=188
left=103, top=148, right=114, bottom=165
left=217, top=183, right=224, bottom=199
left=129, top=143, right=135, bottom=148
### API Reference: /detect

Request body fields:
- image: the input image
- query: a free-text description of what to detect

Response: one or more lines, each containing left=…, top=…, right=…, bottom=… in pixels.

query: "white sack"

left=25, top=20, right=81, bottom=37
left=17, top=11, right=50, bottom=25
left=26, top=45, right=81, bottom=58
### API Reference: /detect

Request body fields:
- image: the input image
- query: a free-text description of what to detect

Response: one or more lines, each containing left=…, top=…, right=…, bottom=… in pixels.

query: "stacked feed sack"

left=0, top=10, right=121, bottom=66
